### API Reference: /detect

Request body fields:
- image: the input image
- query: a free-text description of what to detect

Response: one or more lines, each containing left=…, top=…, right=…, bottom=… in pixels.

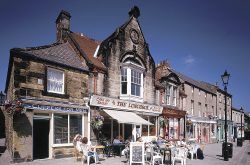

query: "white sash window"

left=47, top=68, right=64, bottom=94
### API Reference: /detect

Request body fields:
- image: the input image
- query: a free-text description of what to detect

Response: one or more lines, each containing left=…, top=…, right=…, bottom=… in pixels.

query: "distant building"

left=232, top=107, right=244, bottom=139
left=216, top=88, right=233, bottom=142
left=171, top=70, right=218, bottom=143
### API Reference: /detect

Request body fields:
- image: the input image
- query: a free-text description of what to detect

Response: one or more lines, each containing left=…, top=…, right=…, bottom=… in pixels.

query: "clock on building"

left=130, top=29, right=139, bottom=44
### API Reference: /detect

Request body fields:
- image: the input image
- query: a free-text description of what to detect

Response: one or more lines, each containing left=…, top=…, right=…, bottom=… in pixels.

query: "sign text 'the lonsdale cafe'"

left=90, top=95, right=163, bottom=114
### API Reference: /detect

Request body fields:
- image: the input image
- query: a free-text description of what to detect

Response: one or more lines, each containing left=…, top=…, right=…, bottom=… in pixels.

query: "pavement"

left=0, top=138, right=250, bottom=165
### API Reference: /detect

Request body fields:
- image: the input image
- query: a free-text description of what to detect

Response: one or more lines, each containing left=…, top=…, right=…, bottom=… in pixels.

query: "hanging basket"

left=186, top=119, right=193, bottom=125
left=4, top=99, right=25, bottom=116
left=91, top=115, right=104, bottom=131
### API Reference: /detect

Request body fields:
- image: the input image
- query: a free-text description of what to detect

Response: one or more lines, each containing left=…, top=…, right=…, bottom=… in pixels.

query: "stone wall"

left=99, top=17, right=156, bottom=104
left=5, top=54, right=89, bottom=162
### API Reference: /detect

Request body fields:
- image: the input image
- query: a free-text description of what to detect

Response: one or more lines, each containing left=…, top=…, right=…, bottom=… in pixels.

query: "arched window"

left=120, top=57, right=144, bottom=102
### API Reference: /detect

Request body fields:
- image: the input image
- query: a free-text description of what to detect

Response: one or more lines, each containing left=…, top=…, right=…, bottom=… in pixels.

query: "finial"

left=128, top=6, right=140, bottom=18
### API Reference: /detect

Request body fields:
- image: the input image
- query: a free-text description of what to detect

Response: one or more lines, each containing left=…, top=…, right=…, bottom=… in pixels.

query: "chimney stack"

left=56, top=10, right=71, bottom=43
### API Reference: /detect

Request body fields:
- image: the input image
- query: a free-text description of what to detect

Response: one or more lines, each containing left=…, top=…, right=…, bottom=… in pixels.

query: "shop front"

left=90, top=95, right=163, bottom=143
left=186, top=116, right=217, bottom=143
left=217, top=119, right=234, bottom=142
left=22, top=97, right=89, bottom=160
left=159, top=107, right=186, bottom=141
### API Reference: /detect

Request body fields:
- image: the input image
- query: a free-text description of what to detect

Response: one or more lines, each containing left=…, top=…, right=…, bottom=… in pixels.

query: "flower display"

left=91, top=115, right=104, bottom=130
left=4, top=99, right=25, bottom=115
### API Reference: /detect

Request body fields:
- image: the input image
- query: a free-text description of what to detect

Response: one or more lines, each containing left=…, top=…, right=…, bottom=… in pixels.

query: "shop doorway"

left=33, top=118, right=50, bottom=159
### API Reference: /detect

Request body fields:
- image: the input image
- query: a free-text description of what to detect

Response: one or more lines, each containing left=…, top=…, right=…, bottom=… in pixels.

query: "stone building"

left=216, top=88, right=233, bottom=142
left=169, top=70, right=218, bottom=143
left=155, top=61, right=186, bottom=140
left=3, top=10, right=94, bottom=162
left=232, top=107, right=244, bottom=140
left=89, top=6, right=162, bottom=143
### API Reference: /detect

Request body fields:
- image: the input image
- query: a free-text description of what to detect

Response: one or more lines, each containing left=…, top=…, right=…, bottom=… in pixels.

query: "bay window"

left=47, top=68, right=64, bottom=94
left=120, top=63, right=144, bottom=101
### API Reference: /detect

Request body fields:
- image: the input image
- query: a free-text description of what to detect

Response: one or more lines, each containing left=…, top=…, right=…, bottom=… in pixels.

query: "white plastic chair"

left=189, top=144, right=199, bottom=160
left=149, top=146, right=163, bottom=165
left=82, top=152, right=97, bottom=165
left=172, top=147, right=187, bottom=165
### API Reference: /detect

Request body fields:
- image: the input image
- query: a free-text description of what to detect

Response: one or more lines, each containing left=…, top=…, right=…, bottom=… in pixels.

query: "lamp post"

left=221, top=70, right=230, bottom=161
left=240, top=107, right=244, bottom=146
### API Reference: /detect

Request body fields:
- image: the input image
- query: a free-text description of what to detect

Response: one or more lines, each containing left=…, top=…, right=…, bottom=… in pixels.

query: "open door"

left=33, top=118, right=50, bottom=159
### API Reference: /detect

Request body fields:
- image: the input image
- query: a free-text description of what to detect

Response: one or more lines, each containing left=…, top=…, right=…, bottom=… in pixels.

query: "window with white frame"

left=131, top=69, right=141, bottom=96
left=198, top=102, right=201, bottom=117
left=120, top=60, right=144, bottom=100
left=191, top=100, right=194, bottom=115
left=166, top=85, right=171, bottom=105
left=54, top=113, right=82, bottom=144
left=204, top=104, right=207, bottom=117
left=47, top=68, right=64, bottom=94
left=166, top=84, right=177, bottom=106
left=121, top=68, right=127, bottom=94
left=173, top=87, right=177, bottom=106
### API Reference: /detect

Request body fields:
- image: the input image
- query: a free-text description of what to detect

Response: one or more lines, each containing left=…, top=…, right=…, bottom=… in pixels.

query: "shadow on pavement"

left=0, top=146, right=7, bottom=157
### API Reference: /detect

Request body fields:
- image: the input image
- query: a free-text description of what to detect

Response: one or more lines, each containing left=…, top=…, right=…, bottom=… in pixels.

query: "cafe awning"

left=103, top=109, right=153, bottom=125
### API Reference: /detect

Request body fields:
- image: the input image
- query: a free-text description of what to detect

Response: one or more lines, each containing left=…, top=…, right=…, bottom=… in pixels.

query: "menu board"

left=129, top=142, right=145, bottom=165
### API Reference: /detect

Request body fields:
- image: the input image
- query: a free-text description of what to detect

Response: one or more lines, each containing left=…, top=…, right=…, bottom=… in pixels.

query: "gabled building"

left=156, top=61, right=186, bottom=140
left=88, top=6, right=162, bottom=143
left=3, top=10, right=98, bottom=162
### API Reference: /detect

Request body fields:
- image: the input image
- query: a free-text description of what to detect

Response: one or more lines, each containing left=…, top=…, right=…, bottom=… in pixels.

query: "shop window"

left=169, top=118, right=178, bottom=139
left=141, top=116, right=156, bottom=136
left=54, top=113, right=82, bottom=144
left=47, top=68, right=64, bottom=94
left=54, top=114, right=68, bottom=144
left=149, top=116, right=156, bottom=136
left=142, top=125, right=148, bottom=136
left=70, top=115, right=82, bottom=142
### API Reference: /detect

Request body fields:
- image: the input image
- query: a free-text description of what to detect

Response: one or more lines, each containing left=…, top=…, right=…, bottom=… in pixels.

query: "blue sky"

left=0, top=0, right=249, bottom=112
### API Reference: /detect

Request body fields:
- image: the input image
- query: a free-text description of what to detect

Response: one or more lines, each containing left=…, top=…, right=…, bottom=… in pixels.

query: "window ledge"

left=42, top=91, right=69, bottom=99
left=52, top=143, right=74, bottom=148
left=120, top=95, right=143, bottom=102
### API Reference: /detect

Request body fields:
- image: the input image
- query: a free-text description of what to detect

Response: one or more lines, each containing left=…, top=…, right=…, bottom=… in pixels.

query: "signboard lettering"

left=90, top=95, right=163, bottom=114
left=129, top=142, right=145, bottom=165
left=24, top=103, right=88, bottom=113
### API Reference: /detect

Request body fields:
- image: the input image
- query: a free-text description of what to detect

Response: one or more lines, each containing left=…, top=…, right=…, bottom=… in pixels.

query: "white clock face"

left=130, top=29, right=139, bottom=43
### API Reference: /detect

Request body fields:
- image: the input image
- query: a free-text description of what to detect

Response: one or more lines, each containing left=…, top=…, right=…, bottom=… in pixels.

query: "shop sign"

left=90, top=95, right=163, bottom=114
left=129, top=142, right=145, bottom=165
left=24, top=103, right=88, bottom=113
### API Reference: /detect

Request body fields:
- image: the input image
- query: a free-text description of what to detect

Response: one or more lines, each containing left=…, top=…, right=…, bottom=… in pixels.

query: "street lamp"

left=221, top=70, right=230, bottom=161
left=240, top=107, right=244, bottom=146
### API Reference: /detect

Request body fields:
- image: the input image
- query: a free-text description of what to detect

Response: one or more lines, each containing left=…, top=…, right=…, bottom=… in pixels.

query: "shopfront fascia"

left=21, top=97, right=89, bottom=159
left=160, top=107, right=186, bottom=140
left=90, top=95, right=163, bottom=142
